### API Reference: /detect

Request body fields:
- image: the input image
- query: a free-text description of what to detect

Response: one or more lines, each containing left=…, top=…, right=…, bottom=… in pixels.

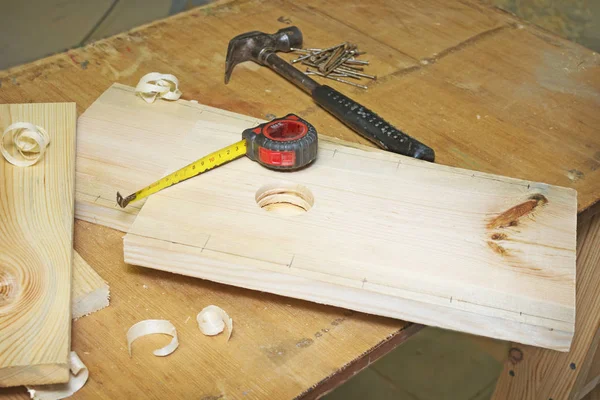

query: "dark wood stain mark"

left=509, top=347, right=524, bottom=365
left=487, top=194, right=548, bottom=229
left=277, top=16, right=292, bottom=24
left=491, top=232, right=507, bottom=240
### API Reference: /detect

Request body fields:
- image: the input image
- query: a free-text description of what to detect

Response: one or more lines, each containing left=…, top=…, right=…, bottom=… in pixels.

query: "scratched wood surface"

left=0, top=0, right=598, bottom=398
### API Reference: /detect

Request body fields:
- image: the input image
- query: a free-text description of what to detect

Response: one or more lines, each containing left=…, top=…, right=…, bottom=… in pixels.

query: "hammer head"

left=225, top=26, right=303, bottom=84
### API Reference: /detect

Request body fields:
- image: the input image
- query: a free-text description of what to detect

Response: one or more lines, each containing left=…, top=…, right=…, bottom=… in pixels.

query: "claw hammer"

left=225, top=26, right=435, bottom=162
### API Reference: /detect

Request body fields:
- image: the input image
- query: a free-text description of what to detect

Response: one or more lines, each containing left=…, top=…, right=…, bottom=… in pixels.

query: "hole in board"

left=255, top=182, right=314, bottom=216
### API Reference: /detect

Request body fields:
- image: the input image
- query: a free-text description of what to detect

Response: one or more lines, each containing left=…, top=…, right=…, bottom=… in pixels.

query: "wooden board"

left=76, top=83, right=577, bottom=350
left=0, top=103, right=76, bottom=387
left=122, top=121, right=576, bottom=351
left=0, top=0, right=598, bottom=397
left=72, top=251, right=109, bottom=320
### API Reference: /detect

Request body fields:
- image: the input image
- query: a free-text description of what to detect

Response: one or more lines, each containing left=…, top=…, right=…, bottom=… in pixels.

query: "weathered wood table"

left=1, top=0, right=599, bottom=399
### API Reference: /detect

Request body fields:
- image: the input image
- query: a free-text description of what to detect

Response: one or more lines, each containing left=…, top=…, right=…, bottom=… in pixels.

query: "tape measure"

left=116, top=114, right=318, bottom=208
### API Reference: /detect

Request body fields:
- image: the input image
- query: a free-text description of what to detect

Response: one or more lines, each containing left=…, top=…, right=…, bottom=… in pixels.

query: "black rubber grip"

left=312, top=85, right=435, bottom=162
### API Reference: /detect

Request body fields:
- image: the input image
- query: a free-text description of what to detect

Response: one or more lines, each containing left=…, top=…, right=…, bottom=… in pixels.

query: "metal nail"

left=326, top=75, right=368, bottom=89
left=339, top=64, right=364, bottom=71
left=305, top=68, right=367, bottom=89
left=323, top=51, right=354, bottom=74
left=344, top=59, right=369, bottom=65
left=291, top=53, right=315, bottom=63
left=335, top=66, right=376, bottom=79
left=319, top=45, right=346, bottom=73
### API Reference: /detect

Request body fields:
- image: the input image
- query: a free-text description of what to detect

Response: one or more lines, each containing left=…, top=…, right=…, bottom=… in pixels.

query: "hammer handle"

left=312, top=85, right=435, bottom=161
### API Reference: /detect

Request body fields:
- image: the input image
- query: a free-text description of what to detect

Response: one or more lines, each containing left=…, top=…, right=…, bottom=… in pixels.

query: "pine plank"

left=72, top=251, right=109, bottom=320
left=74, top=84, right=577, bottom=350
left=0, top=103, right=76, bottom=387
left=115, top=103, right=576, bottom=351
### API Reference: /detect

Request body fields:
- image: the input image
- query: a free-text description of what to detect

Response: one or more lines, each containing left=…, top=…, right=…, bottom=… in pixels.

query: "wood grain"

left=492, top=210, right=600, bottom=400
left=93, top=82, right=575, bottom=351
left=75, top=83, right=264, bottom=231
left=0, top=0, right=598, bottom=397
left=72, top=251, right=109, bottom=320
left=0, top=103, right=76, bottom=387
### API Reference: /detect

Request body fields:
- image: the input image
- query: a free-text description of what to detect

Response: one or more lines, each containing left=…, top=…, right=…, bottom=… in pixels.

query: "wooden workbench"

left=0, top=0, right=599, bottom=398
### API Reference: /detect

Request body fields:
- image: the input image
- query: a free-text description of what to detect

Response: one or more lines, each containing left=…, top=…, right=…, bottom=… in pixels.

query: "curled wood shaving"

left=197, top=305, right=233, bottom=341
left=1, top=122, right=50, bottom=167
left=27, top=352, right=89, bottom=400
left=127, top=319, right=179, bottom=357
left=135, top=72, right=182, bottom=103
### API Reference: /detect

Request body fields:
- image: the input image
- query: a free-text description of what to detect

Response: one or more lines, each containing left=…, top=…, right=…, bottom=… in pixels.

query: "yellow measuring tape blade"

left=117, top=139, right=247, bottom=208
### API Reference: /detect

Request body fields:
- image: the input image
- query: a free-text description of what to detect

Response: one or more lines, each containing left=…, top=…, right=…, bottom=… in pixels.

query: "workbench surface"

left=0, top=0, right=599, bottom=399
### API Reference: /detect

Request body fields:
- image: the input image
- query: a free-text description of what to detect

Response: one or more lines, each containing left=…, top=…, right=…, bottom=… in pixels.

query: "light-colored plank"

left=0, top=103, right=76, bottom=387
left=492, top=211, right=600, bottom=400
left=72, top=251, right=109, bottom=320
left=116, top=101, right=576, bottom=351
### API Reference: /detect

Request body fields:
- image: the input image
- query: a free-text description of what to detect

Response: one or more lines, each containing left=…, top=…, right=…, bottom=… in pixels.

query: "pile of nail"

left=289, top=43, right=375, bottom=89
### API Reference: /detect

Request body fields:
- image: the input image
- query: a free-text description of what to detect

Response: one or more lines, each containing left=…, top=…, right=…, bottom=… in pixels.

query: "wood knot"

left=0, top=270, right=19, bottom=309
left=487, top=241, right=507, bottom=256
left=509, top=347, right=524, bottom=365
left=487, top=194, right=548, bottom=229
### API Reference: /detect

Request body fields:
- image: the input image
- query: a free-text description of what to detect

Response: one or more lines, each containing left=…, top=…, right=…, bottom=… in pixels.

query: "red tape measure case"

left=242, top=114, right=318, bottom=170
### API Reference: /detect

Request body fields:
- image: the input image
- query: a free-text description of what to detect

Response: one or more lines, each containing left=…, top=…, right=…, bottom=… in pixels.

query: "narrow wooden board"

left=72, top=251, right=109, bottom=320
left=0, top=103, right=76, bottom=387
left=120, top=117, right=574, bottom=351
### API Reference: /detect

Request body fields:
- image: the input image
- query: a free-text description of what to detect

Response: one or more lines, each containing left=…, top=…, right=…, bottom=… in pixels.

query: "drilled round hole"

left=255, top=183, right=314, bottom=216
